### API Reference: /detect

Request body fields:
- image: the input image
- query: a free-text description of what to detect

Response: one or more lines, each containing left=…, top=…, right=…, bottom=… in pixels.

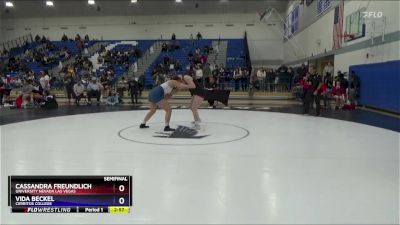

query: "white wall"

left=335, top=0, right=400, bottom=73
left=334, top=40, right=400, bottom=73
left=283, top=0, right=400, bottom=72
left=1, top=13, right=284, bottom=64
left=283, top=6, right=335, bottom=63
left=246, top=13, right=284, bottom=65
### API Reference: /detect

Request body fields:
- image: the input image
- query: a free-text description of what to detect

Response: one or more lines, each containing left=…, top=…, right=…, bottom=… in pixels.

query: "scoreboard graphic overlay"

left=8, top=176, right=132, bottom=213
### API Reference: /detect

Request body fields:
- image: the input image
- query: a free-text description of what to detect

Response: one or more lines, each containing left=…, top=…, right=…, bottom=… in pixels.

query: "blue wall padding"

left=349, top=60, right=400, bottom=113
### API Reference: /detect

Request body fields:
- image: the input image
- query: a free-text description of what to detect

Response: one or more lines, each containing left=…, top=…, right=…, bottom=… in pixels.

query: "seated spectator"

left=175, top=60, right=182, bottom=71
left=331, top=81, right=345, bottom=109
left=73, top=80, right=85, bottom=106
left=162, top=42, right=168, bottom=52
left=171, top=33, right=176, bottom=41
left=188, top=51, right=193, bottom=61
left=106, top=90, right=119, bottom=106
left=84, top=34, right=90, bottom=43
left=87, top=77, right=102, bottom=106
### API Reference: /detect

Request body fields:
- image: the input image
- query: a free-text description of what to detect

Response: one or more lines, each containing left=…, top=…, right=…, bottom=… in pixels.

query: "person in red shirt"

left=331, top=81, right=345, bottom=109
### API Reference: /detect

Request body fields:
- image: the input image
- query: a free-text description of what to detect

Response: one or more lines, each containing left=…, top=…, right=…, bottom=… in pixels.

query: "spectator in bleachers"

left=256, top=68, right=266, bottom=91
left=162, top=42, right=168, bottom=52
left=203, top=63, right=212, bottom=85
left=73, top=80, right=85, bottom=106
left=153, top=71, right=165, bottom=86
left=171, top=33, right=176, bottom=41
left=75, top=34, right=82, bottom=41
left=249, top=71, right=260, bottom=95
left=335, top=71, right=348, bottom=99
left=35, top=35, right=41, bottom=42
left=331, top=81, right=345, bottom=109
left=61, top=34, right=68, bottom=42
left=233, top=68, right=241, bottom=92
left=39, top=71, right=51, bottom=91
left=241, top=68, right=249, bottom=91
left=84, top=35, right=90, bottom=43
left=188, top=51, right=193, bottom=62
left=87, top=77, right=102, bottom=106
left=41, top=36, right=47, bottom=44
left=175, top=60, right=182, bottom=72
left=195, top=65, right=203, bottom=85
left=196, top=32, right=203, bottom=40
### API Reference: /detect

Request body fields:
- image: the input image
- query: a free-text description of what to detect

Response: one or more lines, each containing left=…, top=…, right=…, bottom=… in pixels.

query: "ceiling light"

left=175, top=0, right=182, bottom=3
left=5, top=1, right=14, bottom=7
left=46, top=1, right=54, bottom=7
left=131, top=0, right=137, bottom=3
left=88, top=0, right=95, bottom=5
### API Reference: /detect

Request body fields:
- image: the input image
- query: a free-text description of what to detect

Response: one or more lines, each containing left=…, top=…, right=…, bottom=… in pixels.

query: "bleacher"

left=226, top=39, right=247, bottom=68
left=96, top=40, right=154, bottom=81
left=144, top=39, right=213, bottom=85
left=9, top=42, right=41, bottom=57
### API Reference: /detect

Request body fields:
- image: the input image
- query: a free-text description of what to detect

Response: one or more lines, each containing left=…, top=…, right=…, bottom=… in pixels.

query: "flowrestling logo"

left=153, top=126, right=209, bottom=139
left=118, top=122, right=249, bottom=146
left=362, top=11, right=383, bottom=18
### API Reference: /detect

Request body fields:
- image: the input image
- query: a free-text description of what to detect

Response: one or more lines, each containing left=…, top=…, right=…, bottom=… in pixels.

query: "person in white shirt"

left=323, top=62, right=334, bottom=78
left=73, top=80, right=85, bottom=106
left=195, top=65, right=203, bottom=85
left=87, top=77, right=103, bottom=106
left=39, top=72, right=50, bottom=91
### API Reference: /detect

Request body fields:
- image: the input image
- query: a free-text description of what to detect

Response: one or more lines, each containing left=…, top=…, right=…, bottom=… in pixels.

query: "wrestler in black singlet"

left=189, top=79, right=206, bottom=98
left=189, top=78, right=230, bottom=106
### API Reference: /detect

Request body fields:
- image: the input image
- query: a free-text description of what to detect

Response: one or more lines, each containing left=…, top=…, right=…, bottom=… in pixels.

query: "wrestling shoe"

left=140, top=124, right=149, bottom=129
left=164, top=126, right=175, bottom=132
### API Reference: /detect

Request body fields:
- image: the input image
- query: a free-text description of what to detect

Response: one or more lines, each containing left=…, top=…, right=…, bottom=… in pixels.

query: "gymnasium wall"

left=1, top=13, right=284, bottom=64
left=283, top=0, right=400, bottom=72
left=349, top=60, right=400, bottom=113
left=0, top=12, right=3, bottom=45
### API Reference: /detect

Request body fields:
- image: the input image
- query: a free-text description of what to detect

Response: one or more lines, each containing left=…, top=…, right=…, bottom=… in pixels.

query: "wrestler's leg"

left=190, top=95, right=204, bottom=123
left=140, top=102, right=157, bottom=128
